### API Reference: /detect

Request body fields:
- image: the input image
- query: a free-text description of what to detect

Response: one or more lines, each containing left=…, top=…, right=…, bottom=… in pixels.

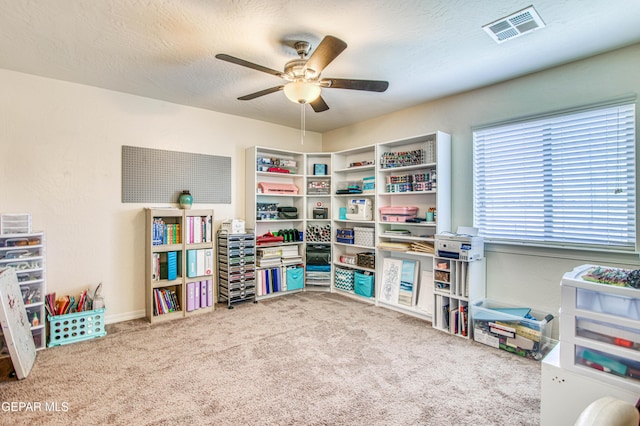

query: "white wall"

left=323, top=43, right=640, bottom=332
left=0, top=69, right=321, bottom=323
left=2, top=43, right=639, bottom=332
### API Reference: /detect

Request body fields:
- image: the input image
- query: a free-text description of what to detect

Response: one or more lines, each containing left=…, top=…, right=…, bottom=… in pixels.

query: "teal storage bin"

left=48, top=308, right=107, bottom=347
left=354, top=271, right=374, bottom=298
left=286, top=267, right=304, bottom=290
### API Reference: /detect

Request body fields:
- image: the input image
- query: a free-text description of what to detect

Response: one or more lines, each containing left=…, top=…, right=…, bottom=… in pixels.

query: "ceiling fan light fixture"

left=283, top=81, right=321, bottom=104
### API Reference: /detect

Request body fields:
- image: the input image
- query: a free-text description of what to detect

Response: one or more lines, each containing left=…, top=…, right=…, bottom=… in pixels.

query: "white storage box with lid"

left=560, top=264, right=640, bottom=393
left=1, top=213, right=32, bottom=235
left=354, top=227, right=374, bottom=247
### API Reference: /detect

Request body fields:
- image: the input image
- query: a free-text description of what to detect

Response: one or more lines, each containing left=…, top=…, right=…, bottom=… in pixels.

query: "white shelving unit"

left=0, top=231, right=46, bottom=352
left=432, top=256, right=486, bottom=337
left=246, top=147, right=306, bottom=299
left=374, top=132, right=452, bottom=320
left=304, top=152, right=332, bottom=290
left=244, top=134, right=479, bottom=324
left=331, top=145, right=377, bottom=301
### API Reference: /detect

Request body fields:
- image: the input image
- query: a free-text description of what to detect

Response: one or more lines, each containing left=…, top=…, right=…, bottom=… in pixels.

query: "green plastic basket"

left=47, top=308, right=106, bottom=347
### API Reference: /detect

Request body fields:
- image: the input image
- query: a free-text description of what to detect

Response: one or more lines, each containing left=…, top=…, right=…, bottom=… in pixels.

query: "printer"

left=345, top=199, right=373, bottom=221
left=435, top=228, right=484, bottom=261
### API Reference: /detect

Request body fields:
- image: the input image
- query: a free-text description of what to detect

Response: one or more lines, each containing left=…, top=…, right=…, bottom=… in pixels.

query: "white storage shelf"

left=560, top=264, right=640, bottom=393
left=245, top=134, right=454, bottom=313
left=375, top=132, right=450, bottom=269
left=432, top=255, right=486, bottom=338
left=331, top=145, right=378, bottom=302
left=0, top=232, right=47, bottom=351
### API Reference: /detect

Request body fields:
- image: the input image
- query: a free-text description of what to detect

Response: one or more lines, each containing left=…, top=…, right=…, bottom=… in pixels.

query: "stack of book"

left=152, top=251, right=178, bottom=281
left=256, top=246, right=282, bottom=267
left=281, top=245, right=302, bottom=266
left=185, top=215, right=212, bottom=243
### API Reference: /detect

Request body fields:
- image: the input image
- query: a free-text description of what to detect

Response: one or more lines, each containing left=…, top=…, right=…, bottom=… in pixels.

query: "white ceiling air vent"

left=483, top=5, right=546, bottom=44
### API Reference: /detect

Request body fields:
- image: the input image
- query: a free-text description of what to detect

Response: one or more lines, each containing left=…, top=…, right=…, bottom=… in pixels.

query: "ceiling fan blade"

left=305, top=36, right=347, bottom=74
left=310, top=96, right=329, bottom=113
left=322, top=78, right=389, bottom=92
left=238, top=86, right=284, bottom=100
left=215, top=54, right=283, bottom=78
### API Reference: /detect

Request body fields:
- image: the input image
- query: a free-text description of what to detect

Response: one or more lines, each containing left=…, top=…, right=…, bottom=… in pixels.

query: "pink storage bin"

left=379, top=206, right=419, bottom=222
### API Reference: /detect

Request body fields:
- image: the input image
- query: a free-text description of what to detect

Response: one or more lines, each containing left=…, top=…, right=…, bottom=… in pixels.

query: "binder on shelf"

left=200, top=281, right=207, bottom=308
left=193, top=282, right=200, bottom=308
left=167, top=251, right=178, bottom=281
left=187, top=282, right=195, bottom=311
left=204, top=249, right=213, bottom=275
left=196, top=250, right=205, bottom=276
left=206, top=280, right=213, bottom=307
left=187, top=250, right=197, bottom=278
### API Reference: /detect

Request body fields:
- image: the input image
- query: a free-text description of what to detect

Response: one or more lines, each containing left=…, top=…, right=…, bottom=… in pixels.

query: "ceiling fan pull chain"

left=300, top=103, right=305, bottom=144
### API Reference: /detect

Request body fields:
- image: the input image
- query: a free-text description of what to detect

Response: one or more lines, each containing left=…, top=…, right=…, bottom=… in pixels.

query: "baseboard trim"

left=105, top=310, right=145, bottom=324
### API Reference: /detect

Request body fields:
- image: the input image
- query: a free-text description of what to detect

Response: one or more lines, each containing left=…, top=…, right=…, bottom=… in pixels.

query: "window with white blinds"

left=473, top=102, right=636, bottom=250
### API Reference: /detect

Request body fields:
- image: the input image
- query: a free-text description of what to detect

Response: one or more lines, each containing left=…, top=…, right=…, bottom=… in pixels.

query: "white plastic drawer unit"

left=560, top=264, right=640, bottom=392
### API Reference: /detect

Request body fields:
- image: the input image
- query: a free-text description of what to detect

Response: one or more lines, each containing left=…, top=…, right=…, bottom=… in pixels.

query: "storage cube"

left=335, top=267, right=355, bottom=291
left=471, top=299, right=555, bottom=360
left=286, top=266, right=304, bottom=290
left=354, top=227, right=374, bottom=247
left=354, top=271, right=374, bottom=297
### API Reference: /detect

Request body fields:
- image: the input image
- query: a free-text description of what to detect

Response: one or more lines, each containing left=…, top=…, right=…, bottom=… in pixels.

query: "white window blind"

left=473, top=102, right=636, bottom=250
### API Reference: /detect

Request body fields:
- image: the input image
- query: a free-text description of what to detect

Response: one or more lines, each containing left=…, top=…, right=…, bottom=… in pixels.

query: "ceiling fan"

left=215, top=35, right=389, bottom=112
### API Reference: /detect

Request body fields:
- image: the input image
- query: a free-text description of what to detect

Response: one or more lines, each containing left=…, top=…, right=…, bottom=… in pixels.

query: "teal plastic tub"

left=48, top=308, right=106, bottom=347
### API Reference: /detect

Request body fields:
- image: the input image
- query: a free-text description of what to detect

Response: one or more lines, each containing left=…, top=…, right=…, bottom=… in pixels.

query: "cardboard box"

left=221, top=219, right=245, bottom=234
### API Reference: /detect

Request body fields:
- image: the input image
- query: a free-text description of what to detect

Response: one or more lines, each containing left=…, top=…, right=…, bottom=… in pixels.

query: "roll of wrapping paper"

left=306, top=223, right=332, bottom=242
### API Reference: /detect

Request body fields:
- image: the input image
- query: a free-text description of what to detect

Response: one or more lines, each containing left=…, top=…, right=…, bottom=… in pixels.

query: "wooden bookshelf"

left=145, top=208, right=214, bottom=323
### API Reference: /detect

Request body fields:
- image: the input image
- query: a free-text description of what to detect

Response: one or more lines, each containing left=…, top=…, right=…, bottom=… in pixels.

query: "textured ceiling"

left=1, top=0, right=639, bottom=132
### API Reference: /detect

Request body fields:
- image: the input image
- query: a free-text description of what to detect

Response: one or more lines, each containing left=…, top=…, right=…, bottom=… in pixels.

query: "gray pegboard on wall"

left=122, top=145, right=231, bottom=204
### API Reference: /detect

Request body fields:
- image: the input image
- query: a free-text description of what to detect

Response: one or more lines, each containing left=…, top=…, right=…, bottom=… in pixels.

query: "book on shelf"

left=257, top=267, right=283, bottom=296
left=186, top=215, right=213, bottom=244
left=153, top=287, right=180, bottom=316
left=157, top=251, right=178, bottom=281
left=449, top=308, right=459, bottom=334
left=152, top=218, right=181, bottom=245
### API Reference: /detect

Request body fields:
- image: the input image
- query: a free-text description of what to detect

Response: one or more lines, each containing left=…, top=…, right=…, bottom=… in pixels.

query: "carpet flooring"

left=0, top=292, right=541, bottom=425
